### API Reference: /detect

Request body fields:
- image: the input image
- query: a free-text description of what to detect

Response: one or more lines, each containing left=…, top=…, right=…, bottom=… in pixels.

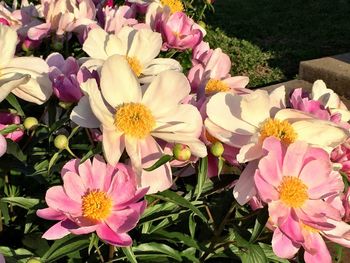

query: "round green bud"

left=172, top=143, right=191, bottom=161
left=23, top=117, right=39, bottom=130
left=54, top=134, right=69, bottom=150
left=58, top=101, right=73, bottom=110
left=210, top=142, right=224, bottom=157
left=26, top=258, right=42, bottom=263
left=198, top=21, right=206, bottom=29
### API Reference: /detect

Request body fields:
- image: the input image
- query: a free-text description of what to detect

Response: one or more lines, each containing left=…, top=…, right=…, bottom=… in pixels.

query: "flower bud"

left=172, top=143, right=191, bottom=161
left=54, top=134, right=68, bottom=150
left=198, top=21, right=206, bottom=29
left=23, top=117, right=39, bottom=130
left=210, top=142, right=224, bottom=157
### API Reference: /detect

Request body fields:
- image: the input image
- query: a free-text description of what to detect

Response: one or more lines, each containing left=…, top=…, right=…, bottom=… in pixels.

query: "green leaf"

left=240, top=244, right=268, bottom=263
left=249, top=207, right=268, bottom=243
left=143, top=155, right=174, bottom=172
left=80, top=142, right=102, bottom=164
left=6, top=139, right=26, bottom=162
left=189, top=213, right=196, bottom=238
left=88, top=233, right=99, bottom=255
left=259, top=243, right=289, bottom=263
left=122, top=246, right=138, bottom=263
left=181, top=247, right=200, bottom=263
left=41, top=235, right=89, bottom=262
left=134, top=243, right=182, bottom=262
left=0, top=246, right=33, bottom=262
left=0, top=124, right=22, bottom=136
left=0, top=201, right=10, bottom=225
left=6, top=93, right=25, bottom=116
left=194, top=156, right=208, bottom=200
left=48, top=151, right=61, bottom=172
left=154, top=230, right=200, bottom=250
left=151, top=190, right=207, bottom=222
left=1, top=197, right=39, bottom=210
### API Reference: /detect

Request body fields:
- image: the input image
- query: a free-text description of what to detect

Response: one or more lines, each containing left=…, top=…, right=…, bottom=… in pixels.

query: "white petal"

left=102, top=127, right=125, bottom=166
left=83, top=28, right=110, bottom=60
left=293, top=119, right=349, bottom=149
left=127, top=28, right=162, bottom=65
left=312, top=80, right=340, bottom=109
left=240, top=90, right=271, bottom=127
left=70, top=96, right=100, bottom=128
left=206, top=92, right=257, bottom=135
left=0, top=24, right=17, bottom=68
left=0, top=74, right=30, bottom=102
left=83, top=79, right=115, bottom=128
left=100, top=55, right=141, bottom=107
left=140, top=58, right=182, bottom=83
left=142, top=71, right=190, bottom=118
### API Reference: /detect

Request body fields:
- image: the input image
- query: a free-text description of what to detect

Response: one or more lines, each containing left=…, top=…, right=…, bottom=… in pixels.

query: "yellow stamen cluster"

left=278, top=176, right=308, bottom=208
left=160, top=0, right=184, bottom=14
left=126, top=56, right=142, bottom=77
left=114, top=102, right=156, bottom=139
left=82, top=190, right=112, bottom=221
left=205, top=79, right=230, bottom=95
left=259, top=118, right=297, bottom=144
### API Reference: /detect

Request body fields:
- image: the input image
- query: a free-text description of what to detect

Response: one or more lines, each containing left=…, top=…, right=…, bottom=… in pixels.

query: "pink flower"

left=188, top=44, right=249, bottom=95
left=255, top=137, right=344, bottom=230
left=0, top=134, right=7, bottom=157
left=37, top=156, right=148, bottom=246
left=100, top=5, right=138, bottom=34
left=0, top=112, right=24, bottom=142
left=160, top=12, right=203, bottom=51
left=331, top=139, right=350, bottom=180
left=46, top=53, right=83, bottom=103
left=342, top=188, right=350, bottom=222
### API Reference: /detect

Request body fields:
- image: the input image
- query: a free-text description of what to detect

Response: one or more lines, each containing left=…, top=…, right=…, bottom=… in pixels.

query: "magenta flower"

left=331, top=139, right=350, bottom=180
left=46, top=53, right=83, bottom=103
left=37, top=156, right=148, bottom=246
left=160, top=12, right=203, bottom=51
left=0, top=112, right=24, bottom=142
left=0, top=134, right=7, bottom=157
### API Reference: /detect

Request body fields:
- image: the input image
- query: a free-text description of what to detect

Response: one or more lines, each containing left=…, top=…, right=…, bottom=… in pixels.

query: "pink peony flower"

left=0, top=111, right=24, bottom=142
left=188, top=44, right=249, bottom=95
left=100, top=5, right=138, bottom=34
left=37, top=156, right=148, bottom=246
left=331, top=139, right=350, bottom=180
left=0, top=134, right=7, bottom=157
left=160, top=12, right=203, bottom=51
left=46, top=53, right=83, bottom=103
left=255, top=137, right=344, bottom=230
left=342, top=188, right=350, bottom=222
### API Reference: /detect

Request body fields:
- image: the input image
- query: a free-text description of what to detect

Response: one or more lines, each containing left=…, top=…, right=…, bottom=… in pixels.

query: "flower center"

left=160, top=0, right=184, bottom=13
left=278, top=176, right=308, bottom=208
left=82, top=190, right=112, bottom=221
left=126, top=56, right=142, bottom=77
left=205, top=79, right=230, bottom=95
left=114, top=102, right=156, bottom=139
left=259, top=118, right=297, bottom=144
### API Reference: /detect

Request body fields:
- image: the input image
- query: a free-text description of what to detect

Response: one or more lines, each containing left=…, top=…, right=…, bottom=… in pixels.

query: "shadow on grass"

left=207, top=0, right=350, bottom=80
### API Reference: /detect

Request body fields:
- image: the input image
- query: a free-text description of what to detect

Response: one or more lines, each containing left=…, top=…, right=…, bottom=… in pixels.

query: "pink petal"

left=254, top=170, right=279, bottom=202
left=96, top=223, right=132, bottom=246
left=301, top=200, right=341, bottom=221
left=42, top=220, right=72, bottom=240
left=279, top=211, right=304, bottom=243
left=36, top=207, right=66, bottom=221
left=45, top=186, right=81, bottom=216
left=78, top=159, right=94, bottom=190
left=61, top=159, right=79, bottom=177
left=91, top=155, right=110, bottom=191
left=268, top=200, right=290, bottom=224
left=233, top=160, right=259, bottom=205
left=303, top=232, right=332, bottom=263
left=282, top=141, right=308, bottom=177
left=69, top=225, right=97, bottom=235
left=272, top=228, right=300, bottom=259
left=63, top=171, right=86, bottom=203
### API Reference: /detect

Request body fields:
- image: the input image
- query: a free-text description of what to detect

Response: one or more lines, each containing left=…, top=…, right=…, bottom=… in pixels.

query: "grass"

left=205, top=0, right=350, bottom=87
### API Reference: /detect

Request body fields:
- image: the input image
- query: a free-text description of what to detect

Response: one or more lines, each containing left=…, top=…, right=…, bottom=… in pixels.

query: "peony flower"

left=128, top=0, right=185, bottom=14
left=272, top=218, right=350, bottom=262
left=0, top=134, right=7, bottom=157
left=188, top=45, right=249, bottom=95
left=0, top=24, right=52, bottom=104
left=46, top=53, right=83, bottom=103
left=100, top=5, right=138, bottom=34
left=205, top=89, right=349, bottom=204
left=255, top=138, right=344, bottom=232
left=37, top=156, right=148, bottom=246
left=27, top=0, right=97, bottom=41
left=82, top=26, right=181, bottom=83
left=160, top=12, right=203, bottom=51
left=331, top=139, right=350, bottom=180
left=0, top=112, right=24, bottom=142
left=71, top=55, right=206, bottom=193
